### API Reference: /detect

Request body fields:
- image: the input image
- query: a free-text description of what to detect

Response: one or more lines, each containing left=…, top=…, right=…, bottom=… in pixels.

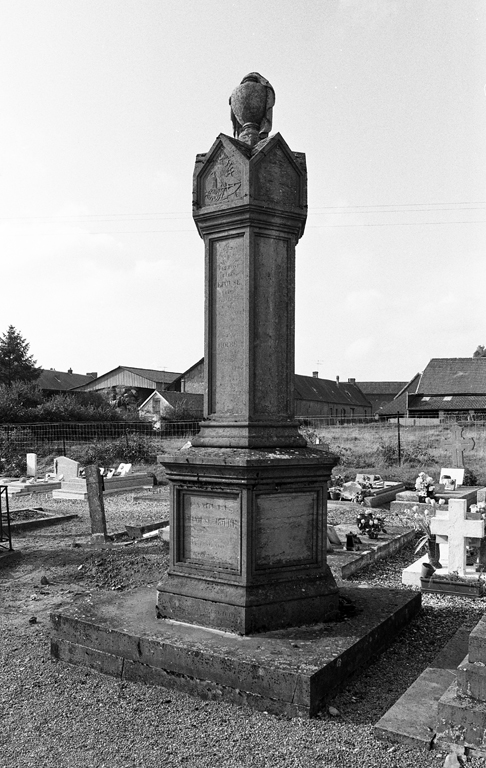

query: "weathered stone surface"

left=51, top=585, right=421, bottom=718
left=191, top=132, right=307, bottom=449
left=157, top=448, right=338, bottom=633
left=85, top=465, right=107, bottom=541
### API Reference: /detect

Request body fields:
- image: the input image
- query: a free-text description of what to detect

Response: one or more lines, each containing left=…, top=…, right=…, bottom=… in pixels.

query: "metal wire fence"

left=0, top=421, right=201, bottom=457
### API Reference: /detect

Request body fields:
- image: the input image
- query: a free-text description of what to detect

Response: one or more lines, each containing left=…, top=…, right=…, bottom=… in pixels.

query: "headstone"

left=439, top=468, right=465, bottom=488
left=54, top=456, right=80, bottom=480
left=157, top=73, right=339, bottom=634
left=444, top=426, right=475, bottom=468
left=431, top=499, right=485, bottom=576
left=85, top=465, right=108, bottom=545
left=26, top=453, right=37, bottom=478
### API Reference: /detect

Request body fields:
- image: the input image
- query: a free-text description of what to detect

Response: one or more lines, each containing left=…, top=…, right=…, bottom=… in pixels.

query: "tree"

left=0, top=326, right=41, bottom=386
left=473, top=345, right=486, bottom=358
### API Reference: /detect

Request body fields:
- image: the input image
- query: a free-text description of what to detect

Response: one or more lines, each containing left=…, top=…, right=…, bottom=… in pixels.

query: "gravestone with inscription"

left=157, top=73, right=339, bottom=634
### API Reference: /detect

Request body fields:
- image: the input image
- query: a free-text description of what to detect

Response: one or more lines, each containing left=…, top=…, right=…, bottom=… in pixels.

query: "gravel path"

left=1, top=494, right=486, bottom=767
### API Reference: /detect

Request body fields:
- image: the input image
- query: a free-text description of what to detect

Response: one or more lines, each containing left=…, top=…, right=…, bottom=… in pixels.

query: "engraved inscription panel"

left=210, top=236, right=245, bottom=415
left=202, top=149, right=242, bottom=207
left=253, top=235, right=290, bottom=416
left=182, top=493, right=240, bottom=570
left=255, top=492, right=317, bottom=568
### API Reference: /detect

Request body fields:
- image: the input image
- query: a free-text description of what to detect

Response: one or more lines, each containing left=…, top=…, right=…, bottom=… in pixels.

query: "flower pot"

left=421, top=562, right=436, bottom=579
left=329, top=491, right=341, bottom=500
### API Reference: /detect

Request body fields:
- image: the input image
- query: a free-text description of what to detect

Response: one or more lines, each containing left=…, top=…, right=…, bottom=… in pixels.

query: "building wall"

left=179, top=361, right=205, bottom=394
left=294, top=400, right=370, bottom=418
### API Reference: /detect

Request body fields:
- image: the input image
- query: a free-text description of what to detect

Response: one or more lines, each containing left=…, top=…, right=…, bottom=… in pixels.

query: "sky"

left=1, top=0, right=485, bottom=384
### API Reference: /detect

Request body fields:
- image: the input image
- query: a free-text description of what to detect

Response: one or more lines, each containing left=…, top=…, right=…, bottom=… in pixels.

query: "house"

left=355, top=381, right=407, bottom=415
left=294, top=374, right=372, bottom=419
left=168, top=360, right=372, bottom=419
left=37, top=368, right=97, bottom=393
left=166, top=358, right=205, bottom=394
left=74, top=365, right=182, bottom=410
left=138, top=390, right=204, bottom=422
left=379, top=358, right=486, bottom=420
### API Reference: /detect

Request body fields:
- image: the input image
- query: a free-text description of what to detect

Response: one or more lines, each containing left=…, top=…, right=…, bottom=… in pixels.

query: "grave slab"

left=51, top=584, right=420, bottom=719
left=327, top=524, right=416, bottom=580
left=52, top=473, right=154, bottom=500
left=402, top=554, right=481, bottom=588
left=374, top=626, right=471, bottom=748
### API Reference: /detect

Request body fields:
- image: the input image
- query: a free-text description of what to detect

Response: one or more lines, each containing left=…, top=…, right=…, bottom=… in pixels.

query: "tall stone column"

left=157, top=74, right=338, bottom=634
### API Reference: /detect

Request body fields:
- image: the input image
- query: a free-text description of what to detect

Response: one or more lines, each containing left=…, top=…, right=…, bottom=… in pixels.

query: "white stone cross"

left=431, top=499, right=485, bottom=576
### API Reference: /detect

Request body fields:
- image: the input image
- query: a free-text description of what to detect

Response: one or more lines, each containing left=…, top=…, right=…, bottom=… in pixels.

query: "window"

left=443, top=396, right=452, bottom=401
left=422, top=396, right=430, bottom=401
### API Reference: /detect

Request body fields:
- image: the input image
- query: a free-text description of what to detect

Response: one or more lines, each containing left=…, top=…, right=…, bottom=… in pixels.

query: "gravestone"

left=157, top=73, right=339, bottom=634
left=54, top=456, right=80, bottom=480
left=26, top=453, right=37, bottom=478
left=85, top=465, right=108, bottom=545
left=431, top=499, right=485, bottom=576
left=444, top=426, right=475, bottom=468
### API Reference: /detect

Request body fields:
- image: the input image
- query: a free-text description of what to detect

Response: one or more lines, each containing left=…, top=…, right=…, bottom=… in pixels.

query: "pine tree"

left=0, top=326, right=41, bottom=386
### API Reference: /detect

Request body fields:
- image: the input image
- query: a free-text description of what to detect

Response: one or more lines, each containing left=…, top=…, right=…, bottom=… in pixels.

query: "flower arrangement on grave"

left=415, top=472, right=435, bottom=501
left=328, top=473, right=345, bottom=500
left=408, top=504, right=441, bottom=568
left=353, top=479, right=373, bottom=505
left=356, top=511, right=386, bottom=539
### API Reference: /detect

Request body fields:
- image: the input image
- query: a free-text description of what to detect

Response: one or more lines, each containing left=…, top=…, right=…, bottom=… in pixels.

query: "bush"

left=70, top=435, right=159, bottom=467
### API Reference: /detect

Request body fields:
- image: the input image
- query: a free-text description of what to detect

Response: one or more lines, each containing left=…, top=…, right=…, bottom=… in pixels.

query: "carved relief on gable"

left=201, top=148, right=242, bottom=207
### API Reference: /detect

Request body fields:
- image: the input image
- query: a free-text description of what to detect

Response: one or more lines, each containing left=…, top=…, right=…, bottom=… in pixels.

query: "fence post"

left=397, top=411, right=401, bottom=466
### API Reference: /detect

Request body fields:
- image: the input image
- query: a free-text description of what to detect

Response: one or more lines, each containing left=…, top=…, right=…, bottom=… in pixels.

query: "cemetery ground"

left=2, top=494, right=486, bottom=767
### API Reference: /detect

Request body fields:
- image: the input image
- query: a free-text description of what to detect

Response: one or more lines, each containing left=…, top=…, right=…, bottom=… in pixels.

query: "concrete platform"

left=7, top=480, right=62, bottom=495
left=328, top=525, right=416, bottom=580
left=374, top=626, right=471, bottom=748
left=402, top=554, right=479, bottom=588
left=10, top=510, right=78, bottom=532
left=53, top=473, right=154, bottom=500
left=51, top=585, right=420, bottom=718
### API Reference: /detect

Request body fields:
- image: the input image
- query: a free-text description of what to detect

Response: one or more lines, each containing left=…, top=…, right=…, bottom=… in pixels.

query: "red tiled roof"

left=408, top=394, right=486, bottom=411
left=37, top=369, right=96, bottom=391
left=294, top=375, right=371, bottom=408
left=417, top=358, right=486, bottom=395
left=356, top=382, right=406, bottom=395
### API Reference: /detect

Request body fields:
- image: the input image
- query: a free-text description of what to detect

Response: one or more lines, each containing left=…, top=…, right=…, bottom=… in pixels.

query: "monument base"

left=191, top=420, right=306, bottom=448
left=158, top=447, right=339, bottom=634
left=51, top=585, right=421, bottom=719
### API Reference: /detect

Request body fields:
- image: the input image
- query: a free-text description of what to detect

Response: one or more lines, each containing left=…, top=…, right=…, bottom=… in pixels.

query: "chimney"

left=348, top=377, right=355, bottom=384
left=67, top=368, right=73, bottom=374
left=336, top=375, right=340, bottom=385
left=312, top=371, right=319, bottom=378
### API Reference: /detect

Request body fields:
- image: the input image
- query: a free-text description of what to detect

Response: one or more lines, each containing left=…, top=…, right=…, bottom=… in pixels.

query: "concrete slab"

left=374, top=627, right=471, bottom=748
left=328, top=525, right=415, bottom=580
left=402, top=555, right=480, bottom=588
left=51, top=584, right=421, bottom=719
left=10, top=511, right=78, bottom=532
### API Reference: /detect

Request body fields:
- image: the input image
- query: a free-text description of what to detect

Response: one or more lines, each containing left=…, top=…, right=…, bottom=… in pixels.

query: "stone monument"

left=157, top=73, right=339, bottom=634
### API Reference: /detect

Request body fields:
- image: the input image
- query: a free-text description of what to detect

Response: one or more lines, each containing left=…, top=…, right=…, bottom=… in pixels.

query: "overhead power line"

left=0, top=200, right=485, bottom=224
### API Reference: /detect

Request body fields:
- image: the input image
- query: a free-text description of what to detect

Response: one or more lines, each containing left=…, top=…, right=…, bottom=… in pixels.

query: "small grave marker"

left=26, top=453, right=37, bottom=478
left=444, top=426, right=475, bottom=468
left=431, top=499, right=485, bottom=576
left=85, top=465, right=108, bottom=545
